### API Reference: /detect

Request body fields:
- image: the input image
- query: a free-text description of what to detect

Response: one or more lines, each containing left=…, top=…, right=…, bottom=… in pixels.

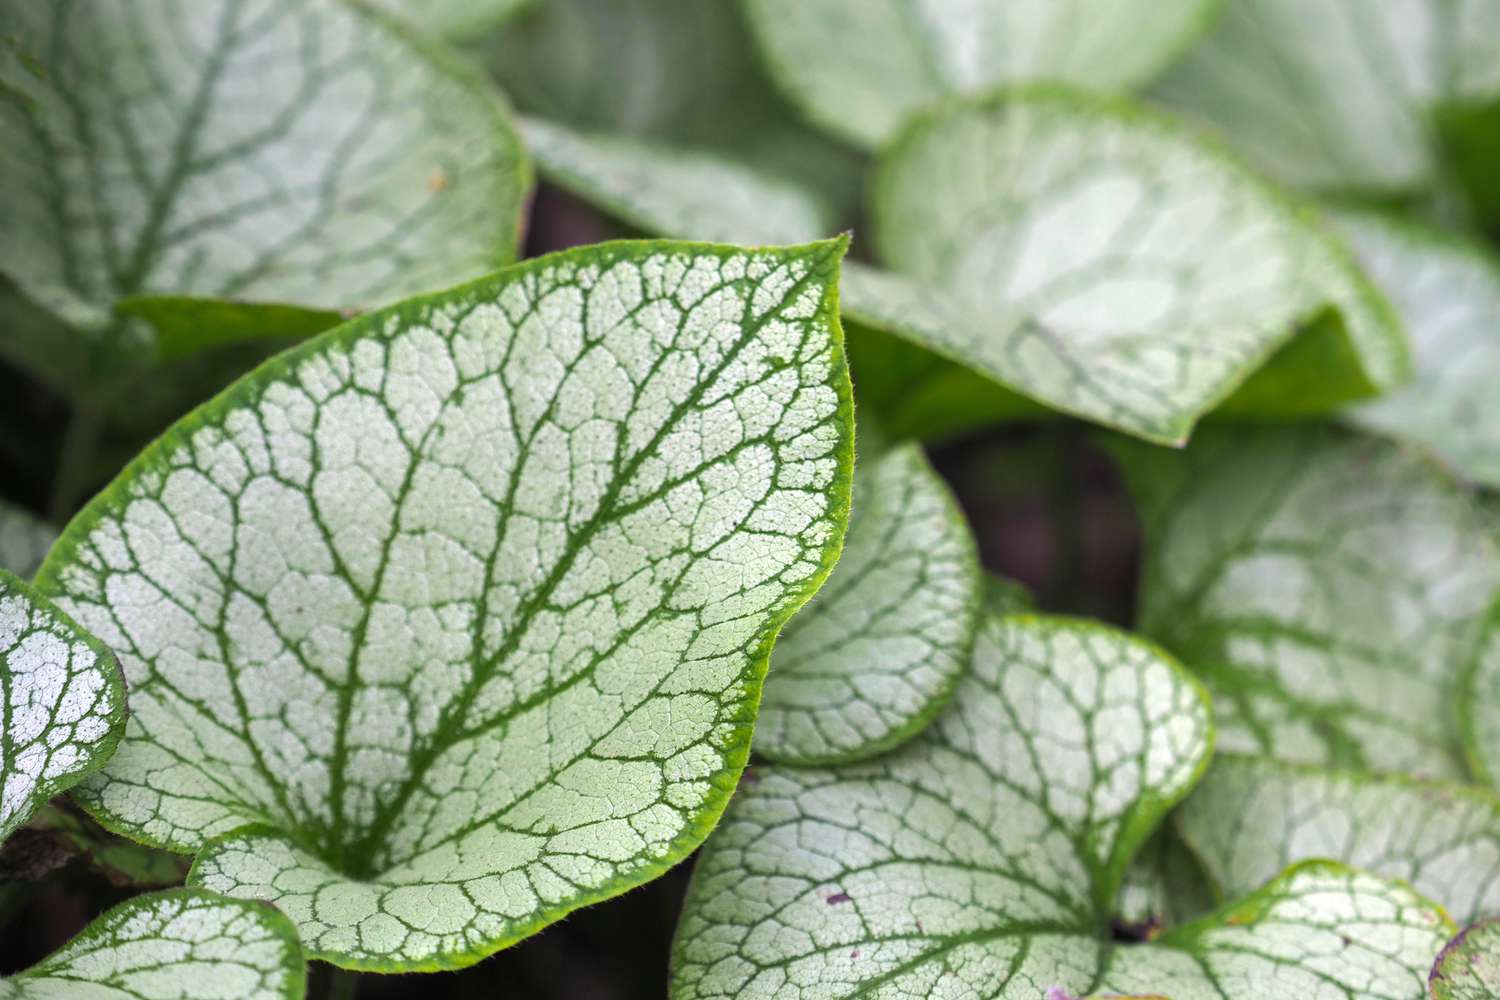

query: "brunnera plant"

left=3, top=1, right=1500, bottom=999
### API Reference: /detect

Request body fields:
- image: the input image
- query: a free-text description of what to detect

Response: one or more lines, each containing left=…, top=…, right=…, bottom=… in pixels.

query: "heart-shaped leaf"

left=1432, top=919, right=1500, bottom=1000
left=0, top=0, right=528, bottom=410
left=1108, top=424, right=1500, bottom=778
left=1176, top=754, right=1500, bottom=926
left=0, top=502, right=55, bottom=579
left=742, top=0, right=1221, bottom=148
left=1335, top=211, right=1500, bottom=489
left=0, top=888, right=305, bottom=1000
left=754, top=442, right=981, bottom=765
left=844, top=89, right=1407, bottom=445
left=37, top=238, right=855, bottom=971
left=1153, top=0, right=1500, bottom=202
left=1, top=569, right=123, bottom=843
left=672, top=615, right=1452, bottom=998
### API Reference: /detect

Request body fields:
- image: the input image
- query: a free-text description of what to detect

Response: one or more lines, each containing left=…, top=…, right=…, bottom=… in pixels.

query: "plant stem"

left=48, top=404, right=102, bottom=522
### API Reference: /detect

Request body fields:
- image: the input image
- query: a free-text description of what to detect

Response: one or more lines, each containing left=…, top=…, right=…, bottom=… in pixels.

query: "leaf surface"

left=38, top=239, right=855, bottom=970
left=1459, top=603, right=1500, bottom=788
left=742, top=0, right=1220, bottom=148
left=845, top=90, right=1406, bottom=445
left=0, top=502, right=56, bottom=579
left=1, top=570, right=123, bottom=843
left=1108, top=425, right=1500, bottom=778
left=0, top=888, right=304, bottom=1000
left=1432, top=919, right=1500, bottom=1000
left=1336, top=211, right=1500, bottom=489
left=673, top=614, right=1450, bottom=998
left=1177, top=754, right=1500, bottom=926
left=382, top=0, right=534, bottom=40
left=755, top=442, right=980, bottom=764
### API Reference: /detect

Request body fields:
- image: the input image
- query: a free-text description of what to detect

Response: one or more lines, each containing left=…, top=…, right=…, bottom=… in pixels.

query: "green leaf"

left=1176, top=754, right=1500, bottom=926
left=754, top=442, right=981, bottom=765
left=1114, top=829, right=1216, bottom=938
left=114, top=298, right=345, bottom=365
left=1432, top=919, right=1500, bottom=1000
left=673, top=614, right=1452, bottom=998
left=1, top=569, right=124, bottom=843
left=0, top=0, right=529, bottom=389
left=1333, top=210, right=1500, bottom=490
left=9, top=802, right=191, bottom=888
left=844, top=89, right=1407, bottom=445
left=37, top=238, right=856, bottom=971
left=1459, top=602, right=1500, bottom=787
left=1152, top=0, right=1500, bottom=201
left=382, top=0, right=535, bottom=41
left=519, top=117, right=838, bottom=246
left=0, top=888, right=305, bottom=1000
left=0, top=502, right=56, bottom=579
left=984, top=572, right=1035, bottom=617
left=1107, top=424, right=1500, bottom=778
left=742, top=0, right=1222, bottom=149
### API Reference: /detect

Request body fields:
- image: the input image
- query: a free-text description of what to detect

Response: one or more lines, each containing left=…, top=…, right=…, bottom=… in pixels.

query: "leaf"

left=1152, top=0, right=1500, bottom=203
left=984, top=572, right=1035, bottom=617
left=754, top=442, right=981, bottom=765
left=1459, top=602, right=1500, bottom=787
left=1, top=569, right=124, bottom=843
left=1333, top=210, right=1500, bottom=490
left=1107, top=424, right=1500, bottom=778
left=0, top=501, right=56, bottom=579
left=5, top=802, right=190, bottom=888
left=381, top=0, right=535, bottom=41
left=843, top=89, right=1407, bottom=445
left=37, top=238, right=856, bottom=971
left=1114, top=829, right=1216, bottom=938
left=1432, top=919, right=1500, bottom=1000
left=1176, top=754, right=1500, bottom=926
left=0, top=0, right=529, bottom=392
left=741, top=0, right=1221, bottom=149
left=673, top=614, right=1451, bottom=999
left=519, top=117, right=838, bottom=246
left=0, top=888, right=305, bottom=1000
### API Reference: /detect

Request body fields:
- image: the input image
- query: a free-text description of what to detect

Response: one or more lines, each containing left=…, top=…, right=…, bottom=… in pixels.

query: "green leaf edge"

left=1431, top=916, right=1500, bottom=999
left=753, top=441, right=985, bottom=767
left=740, top=0, right=1232, bottom=151
left=1457, top=598, right=1500, bottom=788
left=37, top=235, right=858, bottom=972
left=2, top=566, right=127, bottom=842
left=847, top=83, right=1411, bottom=446
left=2, top=886, right=308, bottom=999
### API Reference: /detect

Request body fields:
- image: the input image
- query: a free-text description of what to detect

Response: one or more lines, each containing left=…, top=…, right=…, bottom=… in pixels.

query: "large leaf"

left=844, top=89, right=1407, bottom=445
left=1108, top=424, right=1500, bottom=779
left=1, top=569, right=123, bottom=843
left=0, top=502, right=56, bottom=579
left=742, top=0, right=1221, bottom=149
left=0, top=888, right=304, bottom=1000
left=36, top=239, right=855, bottom=971
left=1177, top=754, right=1500, bottom=926
left=1152, top=0, right=1500, bottom=207
left=673, top=615, right=1452, bottom=998
left=0, top=0, right=528, bottom=410
left=1432, top=919, right=1500, bottom=1000
left=754, top=442, right=980, bottom=765
left=1335, top=211, right=1500, bottom=490
left=1459, top=603, right=1500, bottom=787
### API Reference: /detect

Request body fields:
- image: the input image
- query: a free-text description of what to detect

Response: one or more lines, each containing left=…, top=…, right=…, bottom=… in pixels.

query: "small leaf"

left=1458, top=602, right=1500, bottom=787
left=1109, top=424, right=1500, bottom=778
left=0, top=501, right=56, bottom=579
left=742, top=0, right=1221, bottom=148
left=1115, top=829, right=1216, bottom=937
left=984, top=572, right=1035, bottom=617
left=1177, top=754, right=1500, bottom=926
left=1432, top=919, right=1500, bottom=1000
left=1334, top=210, right=1500, bottom=489
left=9, top=802, right=190, bottom=888
left=1, top=569, right=124, bottom=843
left=845, top=89, right=1407, bottom=445
left=0, top=888, right=305, bottom=1000
left=38, top=239, right=855, bottom=970
left=754, top=442, right=981, bottom=764
left=673, top=615, right=1449, bottom=998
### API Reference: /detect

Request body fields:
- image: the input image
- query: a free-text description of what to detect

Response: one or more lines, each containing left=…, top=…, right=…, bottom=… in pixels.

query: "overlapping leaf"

left=1177, top=754, right=1500, bottom=925
left=1336, top=211, right=1500, bottom=489
left=0, top=502, right=55, bottom=579
left=1, top=570, right=123, bottom=843
left=1432, top=920, right=1500, bottom=1000
left=37, top=239, right=855, bottom=970
left=382, top=0, right=534, bottom=41
left=1153, top=0, right=1500, bottom=208
left=1108, top=424, right=1500, bottom=778
left=1460, top=604, right=1500, bottom=787
left=673, top=614, right=1452, bottom=998
left=754, top=443, right=980, bottom=765
left=0, top=888, right=304, bottom=1000
left=843, top=90, right=1407, bottom=444
left=742, top=0, right=1220, bottom=148
left=0, top=0, right=529, bottom=435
